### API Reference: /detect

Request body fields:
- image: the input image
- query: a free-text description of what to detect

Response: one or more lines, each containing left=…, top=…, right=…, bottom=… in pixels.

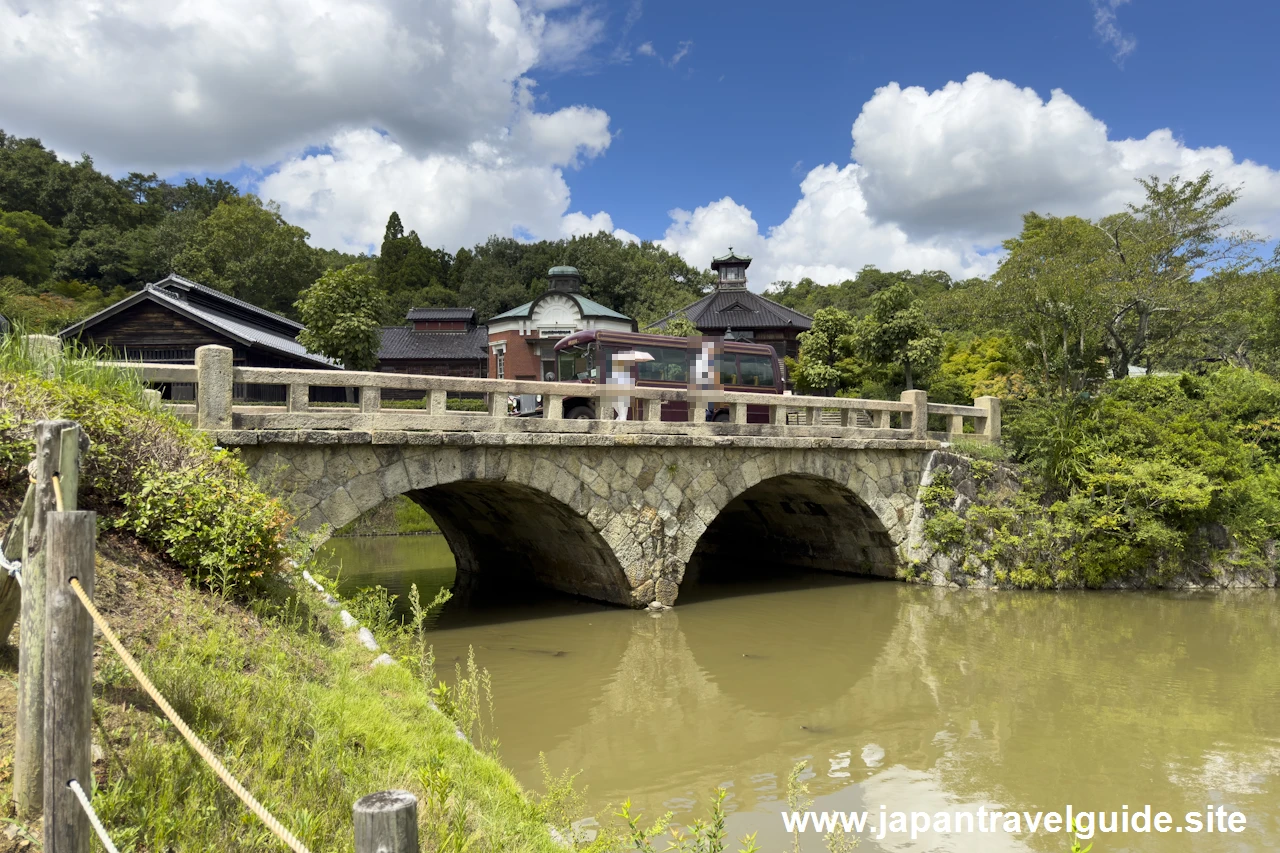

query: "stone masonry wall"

left=234, top=431, right=932, bottom=607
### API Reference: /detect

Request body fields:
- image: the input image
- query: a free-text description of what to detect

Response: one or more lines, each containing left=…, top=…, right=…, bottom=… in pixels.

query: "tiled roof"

left=487, top=292, right=632, bottom=323
left=377, top=325, right=490, bottom=361
left=405, top=307, right=476, bottom=322
left=148, top=287, right=337, bottom=367
left=59, top=274, right=337, bottom=368
left=157, top=273, right=304, bottom=334
left=647, top=289, right=813, bottom=332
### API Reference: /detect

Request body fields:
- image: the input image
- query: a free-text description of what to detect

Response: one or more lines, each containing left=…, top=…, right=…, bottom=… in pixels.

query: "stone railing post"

left=544, top=394, right=563, bottom=420
left=426, top=389, right=446, bottom=416
left=195, top=345, right=233, bottom=430
left=487, top=391, right=506, bottom=418
left=142, top=389, right=163, bottom=410
left=901, top=389, right=928, bottom=439
left=730, top=402, right=748, bottom=424
left=360, top=386, right=381, bottom=414
left=287, top=383, right=310, bottom=413
left=975, top=395, right=1001, bottom=443
left=24, top=334, right=61, bottom=379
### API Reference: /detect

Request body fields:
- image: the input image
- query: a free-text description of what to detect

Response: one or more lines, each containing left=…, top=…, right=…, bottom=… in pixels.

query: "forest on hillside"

left=0, top=129, right=715, bottom=333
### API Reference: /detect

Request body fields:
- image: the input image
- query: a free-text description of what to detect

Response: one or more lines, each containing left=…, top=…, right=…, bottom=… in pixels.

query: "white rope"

left=0, top=551, right=21, bottom=588
left=68, top=779, right=121, bottom=853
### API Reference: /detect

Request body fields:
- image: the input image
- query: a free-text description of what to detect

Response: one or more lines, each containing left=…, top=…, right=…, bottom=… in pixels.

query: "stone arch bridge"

left=134, top=345, right=1001, bottom=608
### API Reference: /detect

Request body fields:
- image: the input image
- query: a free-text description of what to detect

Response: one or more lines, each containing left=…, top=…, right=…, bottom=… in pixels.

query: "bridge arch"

left=681, top=451, right=907, bottom=595
left=243, top=439, right=926, bottom=608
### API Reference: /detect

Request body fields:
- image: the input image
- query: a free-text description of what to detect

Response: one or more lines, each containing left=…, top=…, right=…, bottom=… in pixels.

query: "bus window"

left=637, top=346, right=688, bottom=383
left=721, top=354, right=739, bottom=385
left=739, top=354, right=775, bottom=388
left=556, top=346, right=594, bottom=381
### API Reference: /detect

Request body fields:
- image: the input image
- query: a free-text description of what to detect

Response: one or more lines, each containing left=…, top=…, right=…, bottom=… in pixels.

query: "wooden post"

left=195, top=344, right=234, bottom=430
left=354, top=790, right=419, bottom=853
left=0, top=482, right=36, bottom=644
left=43, top=511, right=95, bottom=853
left=15, top=420, right=80, bottom=818
left=975, top=395, right=1001, bottom=444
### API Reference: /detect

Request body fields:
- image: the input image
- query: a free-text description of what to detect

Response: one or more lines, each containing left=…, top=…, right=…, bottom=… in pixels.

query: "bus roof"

left=553, top=328, right=778, bottom=357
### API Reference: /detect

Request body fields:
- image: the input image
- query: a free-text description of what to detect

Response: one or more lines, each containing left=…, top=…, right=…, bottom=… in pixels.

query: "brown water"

left=321, top=535, right=1280, bottom=852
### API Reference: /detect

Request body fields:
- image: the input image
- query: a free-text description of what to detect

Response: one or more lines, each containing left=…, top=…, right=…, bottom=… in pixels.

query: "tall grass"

left=0, top=328, right=148, bottom=405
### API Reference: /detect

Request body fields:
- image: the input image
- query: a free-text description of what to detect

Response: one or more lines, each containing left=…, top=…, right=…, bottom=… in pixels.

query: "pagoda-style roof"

left=710, top=250, right=752, bottom=269
left=646, top=288, right=812, bottom=333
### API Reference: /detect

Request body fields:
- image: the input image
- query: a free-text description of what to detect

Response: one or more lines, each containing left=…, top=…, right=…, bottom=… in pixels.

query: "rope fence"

left=68, top=578, right=313, bottom=853
left=5, top=419, right=420, bottom=853
left=68, top=780, right=119, bottom=853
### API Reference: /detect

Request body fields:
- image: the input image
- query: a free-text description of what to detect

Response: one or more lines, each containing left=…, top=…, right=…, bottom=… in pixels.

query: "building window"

left=496, top=349, right=505, bottom=379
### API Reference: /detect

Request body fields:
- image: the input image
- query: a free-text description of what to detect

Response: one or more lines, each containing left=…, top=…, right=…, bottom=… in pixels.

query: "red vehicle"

left=550, top=329, right=783, bottom=422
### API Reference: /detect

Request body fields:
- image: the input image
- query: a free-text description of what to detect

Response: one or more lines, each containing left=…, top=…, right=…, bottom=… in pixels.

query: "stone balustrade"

left=117, top=344, right=1000, bottom=443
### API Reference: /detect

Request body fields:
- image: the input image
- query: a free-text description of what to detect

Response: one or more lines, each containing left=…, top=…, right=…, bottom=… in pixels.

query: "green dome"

left=548, top=265, right=580, bottom=277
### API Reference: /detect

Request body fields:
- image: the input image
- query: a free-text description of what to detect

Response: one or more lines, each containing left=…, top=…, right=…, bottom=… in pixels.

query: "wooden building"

left=59, top=273, right=338, bottom=399
left=376, top=308, right=488, bottom=399
left=647, top=250, right=812, bottom=361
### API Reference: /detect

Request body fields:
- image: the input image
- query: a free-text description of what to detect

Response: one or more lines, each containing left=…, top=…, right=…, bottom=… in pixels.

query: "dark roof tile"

left=405, top=307, right=476, bottom=322
left=377, top=325, right=490, bottom=361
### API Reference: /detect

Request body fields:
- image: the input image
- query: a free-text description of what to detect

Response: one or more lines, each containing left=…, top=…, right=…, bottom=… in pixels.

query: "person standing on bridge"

left=608, top=351, right=652, bottom=420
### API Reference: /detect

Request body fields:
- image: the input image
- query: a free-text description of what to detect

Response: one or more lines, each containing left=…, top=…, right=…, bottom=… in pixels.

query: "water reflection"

left=322, top=536, right=1280, bottom=852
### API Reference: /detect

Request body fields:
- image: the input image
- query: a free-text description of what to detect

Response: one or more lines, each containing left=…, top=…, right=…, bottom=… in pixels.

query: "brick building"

left=486, top=266, right=635, bottom=380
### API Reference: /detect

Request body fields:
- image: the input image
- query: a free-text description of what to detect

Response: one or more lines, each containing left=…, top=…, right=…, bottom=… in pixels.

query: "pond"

left=320, top=534, right=1280, bottom=852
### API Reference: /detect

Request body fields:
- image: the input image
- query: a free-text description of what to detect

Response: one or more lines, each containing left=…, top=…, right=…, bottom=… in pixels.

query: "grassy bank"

left=0, top=338, right=561, bottom=852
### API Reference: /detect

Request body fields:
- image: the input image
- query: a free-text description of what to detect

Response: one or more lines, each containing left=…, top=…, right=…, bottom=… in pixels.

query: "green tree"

left=658, top=314, right=699, bottom=337
left=295, top=264, right=385, bottom=371
left=790, top=307, right=857, bottom=394
left=0, top=209, right=58, bottom=285
left=174, top=195, right=322, bottom=316
left=857, top=282, right=943, bottom=390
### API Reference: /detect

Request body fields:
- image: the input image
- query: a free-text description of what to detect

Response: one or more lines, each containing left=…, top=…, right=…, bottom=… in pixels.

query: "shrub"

left=0, top=335, right=295, bottom=590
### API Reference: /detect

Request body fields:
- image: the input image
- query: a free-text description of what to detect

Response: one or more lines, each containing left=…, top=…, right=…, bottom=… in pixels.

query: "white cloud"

left=849, top=73, right=1280, bottom=243
left=669, top=40, right=693, bottom=67
left=659, top=73, right=1280, bottom=289
left=260, top=118, right=616, bottom=252
left=636, top=42, right=657, bottom=57
left=1093, top=0, right=1137, bottom=65
left=0, top=0, right=598, bottom=172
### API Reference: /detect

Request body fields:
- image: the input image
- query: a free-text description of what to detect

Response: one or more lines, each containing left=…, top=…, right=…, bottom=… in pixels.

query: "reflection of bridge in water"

left=133, top=345, right=1002, bottom=607
left=424, top=582, right=1280, bottom=852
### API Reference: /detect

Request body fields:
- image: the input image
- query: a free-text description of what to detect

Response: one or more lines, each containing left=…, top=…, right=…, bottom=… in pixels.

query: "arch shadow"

left=686, top=473, right=900, bottom=591
left=405, top=480, right=634, bottom=607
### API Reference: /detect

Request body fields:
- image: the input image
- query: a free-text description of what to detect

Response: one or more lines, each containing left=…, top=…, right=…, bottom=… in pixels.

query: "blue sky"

left=2, top=0, right=1277, bottom=286
left=541, top=0, right=1278, bottom=239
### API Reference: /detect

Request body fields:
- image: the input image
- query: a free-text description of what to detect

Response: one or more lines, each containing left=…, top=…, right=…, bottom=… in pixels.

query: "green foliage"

left=174, top=195, right=323, bottom=317
left=295, top=263, right=385, bottom=371
left=857, top=282, right=943, bottom=391
left=0, top=208, right=58, bottom=284
left=930, top=368, right=1280, bottom=588
left=85, top=554, right=561, bottom=853
left=0, top=337, right=295, bottom=589
left=791, top=307, right=857, bottom=395
left=118, top=460, right=292, bottom=593
left=658, top=314, right=699, bottom=337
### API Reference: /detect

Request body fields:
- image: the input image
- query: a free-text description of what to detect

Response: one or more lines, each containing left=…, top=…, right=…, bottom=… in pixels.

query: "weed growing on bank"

left=927, top=368, right=1280, bottom=587
left=0, top=334, right=293, bottom=590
